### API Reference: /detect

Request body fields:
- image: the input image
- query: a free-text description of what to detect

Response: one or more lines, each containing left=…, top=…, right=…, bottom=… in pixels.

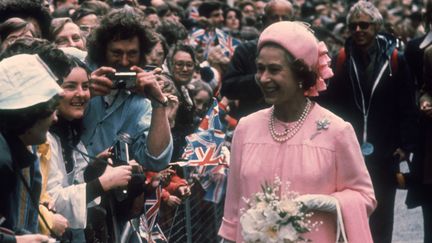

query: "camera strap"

left=13, top=163, right=60, bottom=239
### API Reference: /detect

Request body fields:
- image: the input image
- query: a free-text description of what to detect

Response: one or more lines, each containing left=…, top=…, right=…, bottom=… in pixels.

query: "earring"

left=299, top=81, right=303, bottom=89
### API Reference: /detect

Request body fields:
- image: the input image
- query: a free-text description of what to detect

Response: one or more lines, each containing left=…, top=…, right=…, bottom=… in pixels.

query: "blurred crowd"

left=0, top=0, right=431, bottom=243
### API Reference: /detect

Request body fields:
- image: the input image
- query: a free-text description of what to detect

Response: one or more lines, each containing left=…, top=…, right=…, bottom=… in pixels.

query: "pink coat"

left=218, top=103, right=376, bottom=243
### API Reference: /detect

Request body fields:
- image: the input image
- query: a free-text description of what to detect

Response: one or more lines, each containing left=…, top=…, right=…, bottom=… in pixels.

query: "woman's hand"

left=99, top=161, right=132, bottom=191
left=51, top=213, right=69, bottom=236
left=96, top=148, right=112, bottom=159
left=295, top=194, right=338, bottom=213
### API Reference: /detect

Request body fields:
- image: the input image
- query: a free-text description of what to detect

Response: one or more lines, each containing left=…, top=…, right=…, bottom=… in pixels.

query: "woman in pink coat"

left=218, top=21, right=376, bottom=243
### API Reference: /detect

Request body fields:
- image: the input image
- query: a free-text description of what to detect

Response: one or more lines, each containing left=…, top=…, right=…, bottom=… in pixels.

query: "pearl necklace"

left=269, top=99, right=312, bottom=143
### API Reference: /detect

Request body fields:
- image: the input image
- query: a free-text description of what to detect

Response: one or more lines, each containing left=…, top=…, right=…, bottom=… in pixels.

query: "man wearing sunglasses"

left=319, top=1, right=418, bottom=243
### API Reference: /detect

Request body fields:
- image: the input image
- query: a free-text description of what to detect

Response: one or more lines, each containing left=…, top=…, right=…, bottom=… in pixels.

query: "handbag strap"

left=335, top=200, right=348, bottom=243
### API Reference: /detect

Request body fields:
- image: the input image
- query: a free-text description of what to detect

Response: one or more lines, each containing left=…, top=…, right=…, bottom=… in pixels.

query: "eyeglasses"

left=348, top=22, right=373, bottom=31
left=174, top=61, right=195, bottom=70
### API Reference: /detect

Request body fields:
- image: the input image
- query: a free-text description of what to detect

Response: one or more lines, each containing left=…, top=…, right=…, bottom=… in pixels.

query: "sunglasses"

left=348, top=22, right=373, bottom=31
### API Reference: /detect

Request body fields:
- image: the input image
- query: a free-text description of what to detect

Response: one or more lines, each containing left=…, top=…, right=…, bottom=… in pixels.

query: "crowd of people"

left=0, top=0, right=431, bottom=242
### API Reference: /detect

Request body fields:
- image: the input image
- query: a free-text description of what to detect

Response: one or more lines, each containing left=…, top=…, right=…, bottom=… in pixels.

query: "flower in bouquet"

left=240, top=178, right=319, bottom=243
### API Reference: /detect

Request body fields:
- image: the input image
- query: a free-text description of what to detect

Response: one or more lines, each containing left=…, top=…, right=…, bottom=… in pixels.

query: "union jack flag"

left=139, top=186, right=167, bottom=243
left=180, top=98, right=229, bottom=203
left=189, top=27, right=241, bottom=59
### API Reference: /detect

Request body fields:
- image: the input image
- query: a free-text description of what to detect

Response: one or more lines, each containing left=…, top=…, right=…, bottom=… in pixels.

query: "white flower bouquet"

left=240, top=178, right=319, bottom=243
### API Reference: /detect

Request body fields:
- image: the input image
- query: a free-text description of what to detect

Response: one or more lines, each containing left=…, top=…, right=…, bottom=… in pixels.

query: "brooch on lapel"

left=316, top=118, right=331, bottom=131
left=310, top=117, right=331, bottom=140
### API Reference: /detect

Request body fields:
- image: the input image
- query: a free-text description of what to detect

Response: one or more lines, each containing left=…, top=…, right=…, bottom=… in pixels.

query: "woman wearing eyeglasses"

left=165, top=44, right=201, bottom=160
left=318, top=2, right=418, bottom=243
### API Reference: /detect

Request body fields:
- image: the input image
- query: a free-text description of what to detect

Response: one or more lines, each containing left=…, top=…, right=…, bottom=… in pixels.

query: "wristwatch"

left=151, top=96, right=169, bottom=108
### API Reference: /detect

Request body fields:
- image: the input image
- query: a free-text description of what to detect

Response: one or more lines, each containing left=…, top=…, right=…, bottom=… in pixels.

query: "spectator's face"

left=145, top=13, right=161, bottom=30
left=193, top=89, right=211, bottom=117
left=242, top=4, right=255, bottom=18
left=0, top=28, right=34, bottom=51
left=55, top=22, right=85, bottom=50
left=172, top=51, right=195, bottom=85
left=76, top=14, right=99, bottom=37
left=106, top=36, right=141, bottom=69
left=255, top=1, right=266, bottom=15
left=163, top=10, right=181, bottom=23
left=225, top=10, right=240, bottom=30
left=265, top=3, right=293, bottom=26
left=58, top=67, right=90, bottom=121
left=146, top=41, right=165, bottom=67
left=348, top=12, right=379, bottom=48
left=21, top=110, right=58, bottom=145
left=208, top=9, right=224, bottom=28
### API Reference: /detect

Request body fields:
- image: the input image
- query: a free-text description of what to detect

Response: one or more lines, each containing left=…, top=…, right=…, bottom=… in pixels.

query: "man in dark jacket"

left=220, top=0, right=294, bottom=119
left=319, top=2, right=418, bottom=243
left=0, top=53, right=68, bottom=242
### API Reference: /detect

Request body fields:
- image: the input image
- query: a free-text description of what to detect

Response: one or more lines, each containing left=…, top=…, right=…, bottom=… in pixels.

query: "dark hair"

left=156, top=1, right=184, bottom=19
left=425, top=0, right=432, bottom=30
left=52, top=3, right=77, bottom=18
left=198, top=1, right=223, bottom=18
left=80, top=1, right=111, bottom=16
left=167, top=44, right=197, bottom=72
left=156, top=19, right=188, bottom=47
left=0, top=95, right=60, bottom=135
left=0, top=0, right=52, bottom=39
left=259, top=42, right=317, bottom=91
left=149, top=32, right=169, bottom=61
left=223, top=7, right=242, bottom=29
left=0, top=17, right=34, bottom=43
left=71, top=7, right=98, bottom=22
left=86, top=7, right=156, bottom=67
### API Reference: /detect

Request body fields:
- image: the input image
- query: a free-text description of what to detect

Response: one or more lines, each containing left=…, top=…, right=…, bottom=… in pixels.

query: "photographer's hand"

left=130, top=65, right=166, bottom=103
left=15, top=234, right=51, bottom=243
left=51, top=213, right=69, bottom=236
left=90, top=66, right=116, bottom=97
left=99, top=161, right=132, bottom=191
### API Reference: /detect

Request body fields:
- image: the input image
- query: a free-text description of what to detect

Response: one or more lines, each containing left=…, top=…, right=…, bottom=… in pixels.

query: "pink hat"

left=257, top=21, right=333, bottom=96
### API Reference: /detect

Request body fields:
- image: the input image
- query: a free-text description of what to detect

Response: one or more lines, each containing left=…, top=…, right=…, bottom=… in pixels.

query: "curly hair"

left=86, top=7, right=156, bottom=67
left=0, top=0, right=52, bottom=39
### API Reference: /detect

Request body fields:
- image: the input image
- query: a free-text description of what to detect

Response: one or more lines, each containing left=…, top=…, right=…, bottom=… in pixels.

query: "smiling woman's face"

left=171, top=51, right=195, bottom=85
left=58, top=67, right=90, bottom=120
left=256, top=45, right=301, bottom=106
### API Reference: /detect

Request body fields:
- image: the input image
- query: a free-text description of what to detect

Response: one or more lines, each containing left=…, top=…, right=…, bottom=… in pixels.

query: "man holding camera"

left=83, top=7, right=172, bottom=171
left=82, top=7, right=173, bottom=242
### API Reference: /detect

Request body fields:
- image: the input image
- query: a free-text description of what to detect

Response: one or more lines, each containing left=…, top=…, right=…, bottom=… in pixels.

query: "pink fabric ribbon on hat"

left=304, top=41, right=334, bottom=97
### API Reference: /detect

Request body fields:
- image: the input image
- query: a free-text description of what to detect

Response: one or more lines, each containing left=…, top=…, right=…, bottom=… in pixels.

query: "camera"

left=111, top=133, right=133, bottom=201
left=143, top=64, right=157, bottom=72
left=108, top=72, right=137, bottom=89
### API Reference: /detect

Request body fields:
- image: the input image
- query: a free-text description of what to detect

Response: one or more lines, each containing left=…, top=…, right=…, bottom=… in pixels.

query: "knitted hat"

left=258, top=21, right=333, bottom=96
left=0, top=54, right=62, bottom=109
